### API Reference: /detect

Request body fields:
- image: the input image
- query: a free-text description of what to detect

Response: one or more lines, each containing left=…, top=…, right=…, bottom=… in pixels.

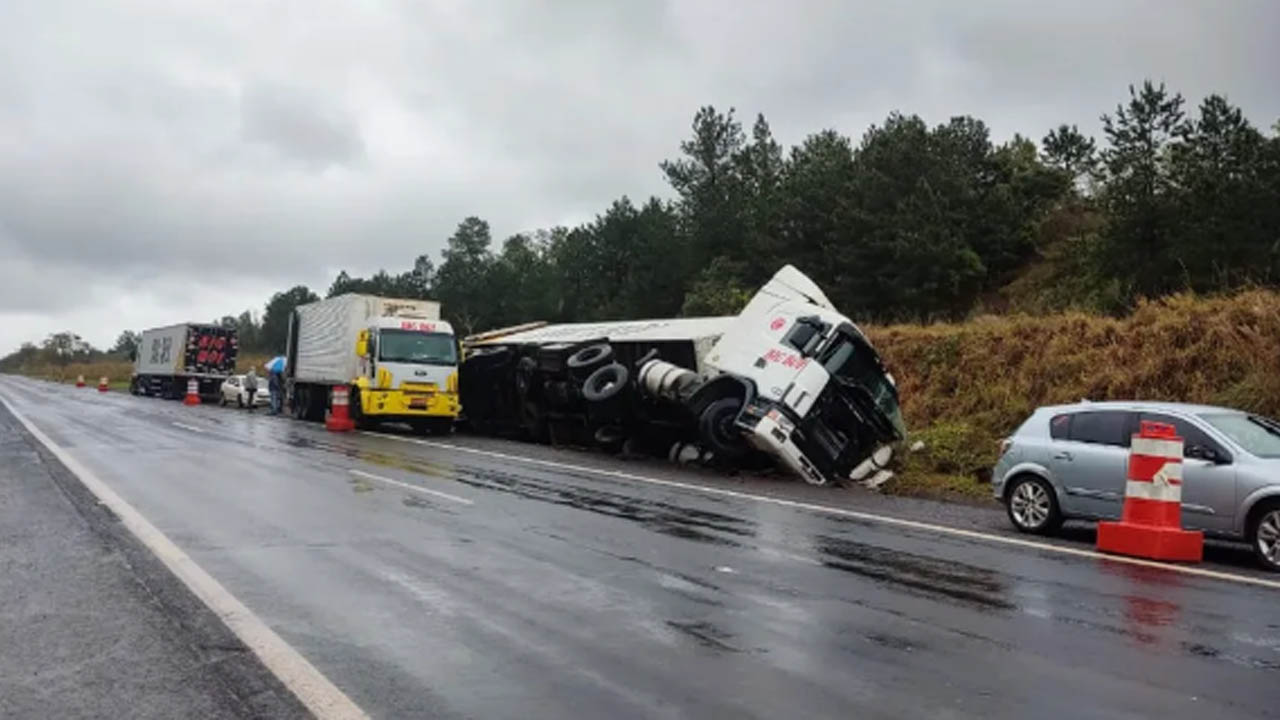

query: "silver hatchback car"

left=993, top=401, right=1280, bottom=571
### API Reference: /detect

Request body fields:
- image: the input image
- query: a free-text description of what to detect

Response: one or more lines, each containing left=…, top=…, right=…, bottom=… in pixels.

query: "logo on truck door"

left=770, top=317, right=786, bottom=332
left=763, top=348, right=808, bottom=370
left=149, top=337, right=172, bottom=365
left=400, top=321, right=437, bottom=332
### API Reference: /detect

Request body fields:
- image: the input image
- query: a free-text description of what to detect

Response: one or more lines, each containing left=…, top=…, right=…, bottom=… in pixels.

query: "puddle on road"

left=814, top=535, right=1014, bottom=611
left=440, top=464, right=758, bottom=547
left=665, top=620, right=742, bottom=653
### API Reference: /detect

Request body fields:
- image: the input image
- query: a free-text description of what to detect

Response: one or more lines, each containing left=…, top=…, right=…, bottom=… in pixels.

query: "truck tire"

left=698, top=397, right=748, bottom=460
left=567, top=344, right=613, bottom=380
left=514, top=357, right=537, bottom=398
left=292, top=386, right=310, bottom=421
left=582, top=363, right=628, bottom=403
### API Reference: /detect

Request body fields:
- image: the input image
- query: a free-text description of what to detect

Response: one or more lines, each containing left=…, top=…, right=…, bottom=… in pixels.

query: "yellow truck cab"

left=353, top=315, right=460, bottom=429
left=286, top=294, right=460, bottom=434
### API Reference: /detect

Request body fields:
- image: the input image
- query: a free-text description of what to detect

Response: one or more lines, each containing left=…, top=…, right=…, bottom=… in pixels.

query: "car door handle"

left=1053, top=451, right=1073, bottom=461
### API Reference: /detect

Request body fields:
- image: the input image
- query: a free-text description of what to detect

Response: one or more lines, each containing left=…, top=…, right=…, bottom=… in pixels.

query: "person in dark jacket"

left=267, top=365, right=284, bottom=415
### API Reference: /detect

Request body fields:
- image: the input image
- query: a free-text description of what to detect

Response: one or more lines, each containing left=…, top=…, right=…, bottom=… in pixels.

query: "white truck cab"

left=699, top=266, right=905, bottom=485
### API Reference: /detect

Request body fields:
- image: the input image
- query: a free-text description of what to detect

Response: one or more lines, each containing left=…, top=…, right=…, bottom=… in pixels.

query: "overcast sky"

left=1, top=0, right=1276, bottom=354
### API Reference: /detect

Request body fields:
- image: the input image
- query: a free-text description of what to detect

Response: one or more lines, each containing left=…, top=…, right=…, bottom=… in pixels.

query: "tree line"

left=4, top=79, right=1277, bottom=371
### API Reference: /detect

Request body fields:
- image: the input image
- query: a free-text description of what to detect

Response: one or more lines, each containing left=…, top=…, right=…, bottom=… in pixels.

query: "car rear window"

left=1049, top=414, right=1071, bottom=439
left=1068, top=411, right=1131, bottom=447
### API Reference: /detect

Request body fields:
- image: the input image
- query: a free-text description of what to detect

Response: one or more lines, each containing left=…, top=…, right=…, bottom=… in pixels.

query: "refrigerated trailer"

left=130, top=323, right=238, bottom=400
left=286, top=294, right=460, bottom=432
left=461, top=266, right=906, bottom=486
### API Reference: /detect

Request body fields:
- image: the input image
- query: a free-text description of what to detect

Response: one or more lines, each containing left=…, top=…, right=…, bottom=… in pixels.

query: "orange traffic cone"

left=183, top=379, right=200, bottom=406
left=76, top=374, right=86, bottom=388
left=1097, top=420, right=1203, bottom=562
left=97, top=377, right=109, bottom=393
left=325, top=385, right=355, bottom=432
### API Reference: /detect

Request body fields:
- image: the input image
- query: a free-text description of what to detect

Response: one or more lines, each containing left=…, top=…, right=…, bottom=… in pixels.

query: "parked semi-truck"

left=285, top=294, right=460, bottom=433
left=460, top=265, right=906, bottom=486
left=130, top=323, right=238, bottom=400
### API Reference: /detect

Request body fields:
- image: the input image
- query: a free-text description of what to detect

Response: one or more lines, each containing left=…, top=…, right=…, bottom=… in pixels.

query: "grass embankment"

left=867, top=290, right=1280, bottom=501
left=17, top=354, right=274, bottom=392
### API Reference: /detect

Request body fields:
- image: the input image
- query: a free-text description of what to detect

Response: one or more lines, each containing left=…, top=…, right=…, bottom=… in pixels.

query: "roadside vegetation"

left=875, top=290, right=1280, bottom=499
left=2, top=79, right=1277, bottom=501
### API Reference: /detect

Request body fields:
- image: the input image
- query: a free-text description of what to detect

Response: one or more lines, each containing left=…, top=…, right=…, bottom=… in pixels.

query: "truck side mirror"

left=356, top=329, right=370, bottom=358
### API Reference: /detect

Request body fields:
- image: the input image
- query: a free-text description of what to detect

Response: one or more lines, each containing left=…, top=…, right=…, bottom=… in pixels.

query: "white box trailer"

left=131, top=323, right=238, bottom=400
left=469, top=316, right=733, bottom=374
left=291, top=295, right=441, bottom=384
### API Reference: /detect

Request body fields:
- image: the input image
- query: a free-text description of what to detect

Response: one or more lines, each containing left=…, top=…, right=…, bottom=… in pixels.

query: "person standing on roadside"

left=243, top=368, right=259, bottom=412
left=267, top=361, right=284, bottom=415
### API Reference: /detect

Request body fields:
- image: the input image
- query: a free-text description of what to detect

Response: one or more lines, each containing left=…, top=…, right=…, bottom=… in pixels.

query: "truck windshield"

left=819, top=333, right=906, bottom=439
left=378, top=330, right=457, bottom=366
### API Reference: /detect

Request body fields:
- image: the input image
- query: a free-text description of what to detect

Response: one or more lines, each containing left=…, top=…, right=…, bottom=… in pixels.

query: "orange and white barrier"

left=97, top=376, right=109, bottom=393
left=183, top=379, right=200, bottom=406
left=325, top=385, right=355, bottom=432
left=75, top=375, right=86, bottom=388
left=1097, top=420, right=1203, bottom=562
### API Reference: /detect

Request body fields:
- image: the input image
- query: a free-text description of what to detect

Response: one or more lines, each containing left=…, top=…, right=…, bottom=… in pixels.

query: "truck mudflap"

left=737, top=381, right=901, bottom=486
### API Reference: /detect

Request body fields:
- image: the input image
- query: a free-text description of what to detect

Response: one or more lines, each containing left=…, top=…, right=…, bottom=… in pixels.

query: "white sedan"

left=219, top=375, right=270, bottom=408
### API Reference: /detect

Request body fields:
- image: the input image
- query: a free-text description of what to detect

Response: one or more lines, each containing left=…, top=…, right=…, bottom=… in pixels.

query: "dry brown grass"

left=867, top=290, right=1280, bottom=499
left=18, top=353, right=276, bottom=389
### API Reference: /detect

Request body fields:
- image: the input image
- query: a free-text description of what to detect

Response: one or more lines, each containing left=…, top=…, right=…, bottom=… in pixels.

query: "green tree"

left=661, top=106, right=747, bottom=268
left=260, top=286, right=319, bottom=353
left=434, top=217, right=496, bottom=335
left=1042, top=123, right=1098, bottom=189
left=111, top=330, right=142, bottom=360
left=1169, top=94, right=1275, bottom=289
left=681, top=256, right=753, bottom=316
left=733, top=114, right=786, bottom=283
left=1097, top=81, right=1188, bottom=300
left=776, top=128, right=858, bottom=295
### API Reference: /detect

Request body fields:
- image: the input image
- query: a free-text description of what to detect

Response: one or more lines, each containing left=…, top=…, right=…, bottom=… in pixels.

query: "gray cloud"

left=0, top=0, right=1277, bottom=353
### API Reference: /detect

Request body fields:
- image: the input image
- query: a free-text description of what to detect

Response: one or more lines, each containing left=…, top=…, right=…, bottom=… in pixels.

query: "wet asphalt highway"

left=1, top=376, right=1277, bottom=719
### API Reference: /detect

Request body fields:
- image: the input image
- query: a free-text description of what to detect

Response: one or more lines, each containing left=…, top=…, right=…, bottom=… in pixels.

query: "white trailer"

left=459, top=266, right=906, bottom=486
left=131, top=323, right=238, bottom=400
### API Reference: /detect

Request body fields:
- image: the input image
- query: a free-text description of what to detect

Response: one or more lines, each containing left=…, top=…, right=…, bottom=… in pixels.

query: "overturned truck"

left=459, top=266, right=906, bottom=486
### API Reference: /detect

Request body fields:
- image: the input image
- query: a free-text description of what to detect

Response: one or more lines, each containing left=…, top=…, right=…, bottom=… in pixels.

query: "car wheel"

left=1247, top=502, right=1280, bottom=572
left=219, top=393, right=227, bottom=407
left=1005, top=475, right=1063, bottom=535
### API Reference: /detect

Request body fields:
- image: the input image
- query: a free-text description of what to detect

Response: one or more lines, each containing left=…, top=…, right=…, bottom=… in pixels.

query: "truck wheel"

left=698, top=397, right=748, bottom=460
left=568, top=344, right=613, bottom=379
left=292, top=387, right=309, bottom=420
left=514, top=357, right=537, bottom=397
left=582, top=363, right=628, bottom=402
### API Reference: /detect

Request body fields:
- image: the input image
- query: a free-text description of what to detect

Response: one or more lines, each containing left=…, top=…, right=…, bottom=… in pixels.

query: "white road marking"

left=363, top=430, right=1280, bottom=591
left=348, top=469, right=474, bottom=505
left=171, top=421, right=206, bottom=434
left=0, top=390, right=370, bottom=720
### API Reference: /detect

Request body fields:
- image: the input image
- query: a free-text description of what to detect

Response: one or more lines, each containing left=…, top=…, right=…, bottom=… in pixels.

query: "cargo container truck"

left=130, top=323, right=238, bottom=400
left=285, top=294, right=460, bottom=433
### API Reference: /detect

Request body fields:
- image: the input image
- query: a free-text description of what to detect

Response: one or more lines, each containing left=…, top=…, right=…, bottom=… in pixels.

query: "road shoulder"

left=0, top=401, right=310, bottom=719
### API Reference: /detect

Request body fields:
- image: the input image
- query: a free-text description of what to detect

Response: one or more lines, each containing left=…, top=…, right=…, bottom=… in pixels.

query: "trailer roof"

left=470, top=316, right=735, bottom=345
